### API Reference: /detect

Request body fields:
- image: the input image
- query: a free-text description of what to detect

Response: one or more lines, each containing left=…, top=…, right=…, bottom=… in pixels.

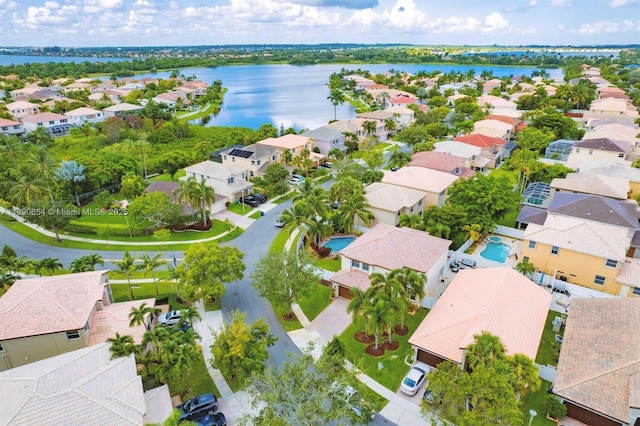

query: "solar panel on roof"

left=229, top=149, right=253, bottom=158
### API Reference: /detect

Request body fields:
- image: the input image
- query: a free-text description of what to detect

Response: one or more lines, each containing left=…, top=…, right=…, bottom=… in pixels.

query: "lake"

left=0, top=55, right=563, bottom=130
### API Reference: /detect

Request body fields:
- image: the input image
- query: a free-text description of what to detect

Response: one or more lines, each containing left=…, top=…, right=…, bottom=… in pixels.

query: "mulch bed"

left=365, top=343, right=385, bottom=357
left=394, top=324, right=409, bottom=336
left=282, top=312, right=297, bottom=321
left=380, top=340, right=400, bottom=351
left=354, top=330, right=375, bottom=344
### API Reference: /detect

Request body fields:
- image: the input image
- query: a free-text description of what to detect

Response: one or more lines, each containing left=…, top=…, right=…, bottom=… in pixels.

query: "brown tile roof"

left=574, top=137, right=630, bottom=153
left=0, top=271, right=108, bottom=340
left=330, top=269, right=371, bottom=292
left=408, top=151, right=465, bottom=174
left=408, top=267, right=551, bottom=362
left=554, top=298, right=640, bottom=424
left=339, top=223, right=451, bottom=273
left=88, top=298, right=156, bottom=346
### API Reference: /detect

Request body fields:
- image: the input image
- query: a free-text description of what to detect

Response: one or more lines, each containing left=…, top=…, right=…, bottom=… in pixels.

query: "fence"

left=493, top=225, right=524, bottom=239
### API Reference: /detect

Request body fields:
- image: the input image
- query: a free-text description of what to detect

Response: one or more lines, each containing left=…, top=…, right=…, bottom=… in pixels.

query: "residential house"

left=544, top=139, right=576, bottom=162
left=103, top=102, right=144, bottom=118
left=330, top=223, right=451, bottom=302
left=364, top=182, right=426, bottom=226
left=408, top=267, right=551, bottom=368
left=355, top=110, right=396, bottom=141
left=0, top=343, right=173, bottom=425
left=302, top=127, right=346, bottom=156
left=64, top=107, right=105, bottom=126
left=144, top=180, right=200, bottom=216
left=476, top=95, right=519, bottom=117
left=0, top=271, right=156, bottom=371
left=9, top=86, right=44, bottom=100
left=589, top=123, right=640, bottom=144
left=554, top=298, right=640, bottom=426
left=381, top=166, right=459, bottom=207
left=5, top=101, right=40, bottom=120
left=433, top=140, right=488, bottom=172
left=385, top=106, right=415, bottom=128
left=597, top=86, right=631, bottom=101
left=454, top=134, right=506, bottom=168
left=482, top=78, right=503, bottom=94
left=566, top=138, right=632, bottom=168
left=63, top=81, right=92, bottom=94
left=472, top=118, right=513, bottom=140
left=551, top=173, right=630, bottom=200
left=522, top=214, right=636, bottom=296
left=0, top=118, right=25, bottom=137
left=586, top=117, right=638, bottom=131
left=407, top=151, right=474, bottom=177
left=324, top=120, right=364, bottom=141
left=220, top=144, right=279, bottom=178
left=257, top=134, right=324, bottom=167
left=387, top=96, right=418, bottom=108
left=587, top=98, right=638, bottom=120
left=153, top=92, right=188, bottom=109
left=183, top=160, right=253, bottom=207
left=576, top=160, right=640, bottom=198
left=21, top=112, right=72, bottom=137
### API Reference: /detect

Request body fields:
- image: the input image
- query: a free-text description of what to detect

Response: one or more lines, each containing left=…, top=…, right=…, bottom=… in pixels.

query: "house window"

left=397, top=211, right=401, bottom=216
left=362, top=263, right=370, bottom=271
left=528, top=241, right=536, bottom=250
left=551, top=246, right=559, bottom=255
left=588, top=150, right=593, bottom=155
left=523, top=256, right=530, bottom=263
left=84, top=322, right=90, bottom=334
left=232, top=157, right=235, bottom=162
left=37, top=123, right=43, bottom=126
left=605, top=259, right=618, bottom=268
left=223, top=155, right=227, bottom=160
left=272, top=155, right=276, bottom=161
left=227, top=177, right=234, bottom=184
left=61, top=119, right=67, bottom=123
left=1, top=127, right=6, bottom=131
left=575, top=148, right=580, bottom=153
left=618, top=153, right=625, bottom=158
left=594, top=275, right=606, bottom=285
left=49, top=121, right=55, bottom=125
left=251, top=160, right=256, bottom=165
left=0, top=342, right=4, bottom=352
left=257, top=160, right=261, bottom=165
left=250, top=171, right=254, bottom=177
left=418, top=199, right=423, bottom=205
left=351, top=260, right=360, bottom=268
left=66, top=330, right=81, bottom=340
left=633, top=287, right=640, bottom=296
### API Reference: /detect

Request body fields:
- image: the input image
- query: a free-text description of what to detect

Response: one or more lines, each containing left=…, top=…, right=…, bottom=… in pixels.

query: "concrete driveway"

left=311, top=298, right=352, bottom=341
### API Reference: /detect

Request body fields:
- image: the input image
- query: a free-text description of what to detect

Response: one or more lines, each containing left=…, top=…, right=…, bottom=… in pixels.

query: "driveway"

left=311, top=298, right=352, bottom=341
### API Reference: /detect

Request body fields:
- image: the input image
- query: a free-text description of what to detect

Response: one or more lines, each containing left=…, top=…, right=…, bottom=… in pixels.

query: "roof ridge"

left=41, top=285, right=86, bottom=330
left=556, top=359, right=640, bottom=393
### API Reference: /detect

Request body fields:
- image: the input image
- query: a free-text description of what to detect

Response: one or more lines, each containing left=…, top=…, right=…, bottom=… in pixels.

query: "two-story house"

left=472, top=118, right=513, bottom=140
left=64, top=107, right=105, bottom=126
left=103, top=102, right=144, bottom=118
left=0, top=271, right=155, bottom=371
left=407, top=151, right=475, bottom=178
left=364, top=182, right=426, bottom=227
left=355, top=110, right=396, bottom=141
left=0, top=118, right=25, bottom=137
left=330, top=223, right=451, bottom=304
left=21, top=112, right=72, bottom=137
left=183, top=160, right=253, bottom=208
left=5, top=101, right=40, bottom=120
left=433, top=140, right=488, bottom=171
left=257, top=134, right=324, bottom=167
left=302, top=127, right=346, bottom=156
left=453, top=134, right=506, bottom=168
left=381, top=166, right=459, bottom=208
left=565, top=138, right=632, bottom=169
left=220, top=144, right=279, bottom=179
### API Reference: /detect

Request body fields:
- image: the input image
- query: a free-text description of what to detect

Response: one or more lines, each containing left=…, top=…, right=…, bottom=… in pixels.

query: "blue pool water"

left=322, top=236, right=356, bottom=253
left=480, top=242, right=511, bottom=263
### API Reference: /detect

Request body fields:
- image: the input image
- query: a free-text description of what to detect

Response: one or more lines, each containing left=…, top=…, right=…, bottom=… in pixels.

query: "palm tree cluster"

left=347, top=267, right=426, bottom=351
left=173, top=175, right=215, bottom=227
left=112, top=251, right=167, bottom=300
left=69, top=253, right=105, bottom=272
left=108, top=304, right=202, bottom=395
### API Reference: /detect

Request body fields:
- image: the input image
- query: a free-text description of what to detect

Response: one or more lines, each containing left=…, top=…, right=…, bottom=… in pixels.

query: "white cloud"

left=550, top=0, right=571, bottom=6
left=382, top=0, right=427, bottom=28
left=84, top=0, right=122, bottom=14
left=575, top=19, right=638, bottom=34
left=610, top=0, right=637, bottom=6
left=529, top=0, right=538, bottom=5
left=44, top=1, right=60, bottom=9
left=484, top=12, right=509, bottom=30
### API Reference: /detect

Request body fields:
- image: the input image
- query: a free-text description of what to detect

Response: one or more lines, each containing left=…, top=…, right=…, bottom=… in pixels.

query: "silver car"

left=400, top=361, right=431, bottom=396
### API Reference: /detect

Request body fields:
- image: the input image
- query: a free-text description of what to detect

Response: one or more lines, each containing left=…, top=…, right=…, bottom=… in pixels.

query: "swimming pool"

left=480, top=242, right=511, bottom=263
left=322, top=236, right=356, bottom=252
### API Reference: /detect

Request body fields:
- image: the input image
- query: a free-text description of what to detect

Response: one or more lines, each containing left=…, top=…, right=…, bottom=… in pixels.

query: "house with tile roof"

left=553, top=298, right=640, bottom=426
left=454, top=133, right=506, bottom=168
left=381, top=166, right=459, bottom=207
left=5, top=101, right=40, bottom=120
left=183, top=160, right=253, bottom=207
left=588, top=98, right=638, bottom=119
left=566, top=138, right=632, bottom=168
left=257, top=134, right=324, bottom=167
left=64, top=107, right=105, bottom=126
left=384, top=106, right=415, bottom=128
left=21, top=112, right=72, bottom=137
left=103, top=102, right=144, bottom=118
left=0, top=342, right=173, bottom=426
left=407, top=151, right=474, bottom=177
left=522, top=214, right=637, bottom=296
left=472, top=118, right=513, bottom=140
left=355, top=110, right=396, bottom=141
left=0, top=271, right=156, bottom=371
left=220, top=143, right=279, bottom=179
left=330, top=223, right=451, bottom=302
left=408, top=267, right=551, bottom=368
left=476, top=95, right=519, bottom=117
left=577, top=160, right=640, bottom=198
left=302, top=127, right=346, bottom=156
left=0, top=118, right=25, bottom=137
left=596, top=86, right=630, bottom=101
left=433, top=140, right=488, bottom=171
left=364, top=182, right=426, bottom=226
left=551, top=172, right=630, bottom=200
left=482, top=78, right=503, bottom=94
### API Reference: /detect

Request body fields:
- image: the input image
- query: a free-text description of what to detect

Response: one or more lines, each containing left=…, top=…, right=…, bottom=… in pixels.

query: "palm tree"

left=365, top=298, right=389, bottom=351
left=398, top=213, right=424, bottom=230
left=464, top=331, right=506, bottom=371
left=173, top=177, right=198, bottom=220
left=27, top=259, right=43, bottom=277
left=179, top=306, right=202, bottom=326
left=425, top=218, right=451, bottom=239
left=113, top=251, right=140, bottom=301
left=515, top=260, right=536, bottom=278
left=106, top=333, right=136, bottom=359
left=508, top=353, right=541, bottom=400
left=142, top=253, right=167, bottom=297
left=327, top=89, right=345, bottom=121
left=462, top=223, right=482, bottom=242
left=280, top=203, right=312, bottom=241
left=40, top=257, right=63, bottom=276
left=377, top=290, right=407, bottom=344
left=7, top=163, right=50, bottom=207
left=172, top=341, right=200, bottom=394
left=129, top=302, right=161, bottom=331
left=26, top=148, right=56, bottom=203
left=384, top=118, right=397, bottom=135
left=83, top=254, right=105, bottom=271
left=335, top=194, right=373, bottom=234
left=70, top=257, right=91, bottom=273
left=347, top=287, right=372, bottom=336
left=362, top=120, right=377, bottom=137
left=192, top=176, right=215, bottom=225
left=389, top=267, right=426, bottom=307
left=0, top=136, right=25, bottom=168
left=307, top=216, right=333, bottom=246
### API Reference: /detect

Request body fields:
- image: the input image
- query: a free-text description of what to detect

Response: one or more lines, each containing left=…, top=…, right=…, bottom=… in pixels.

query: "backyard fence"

left=493, top=225, right=524, bottom=239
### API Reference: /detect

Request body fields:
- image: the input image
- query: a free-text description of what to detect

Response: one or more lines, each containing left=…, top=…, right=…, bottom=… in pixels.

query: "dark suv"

left=240, top=196, right=260, bottom=207
left=177, top=393, right=218, bottom=421
left=252, top=193, right=267, bottom=203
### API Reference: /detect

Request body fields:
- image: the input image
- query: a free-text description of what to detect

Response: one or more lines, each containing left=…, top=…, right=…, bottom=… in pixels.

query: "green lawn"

left=350, top=151, right=364, bottom=159
left=67, top=219, right=230, bottom=242
left=110, top=281, right=188, bottom=310
left=109, top=270, right=172, bottom=280
left=536, top=311, right=565, bottom=367
left=339, top=308, right=429, bottom=392
left=377, top=142, right=392, bottom=150
left=149, top=170, right=186, bottom=181
left=488, top=166, right=518, bottom=187
left=274, top=305, right=303, bottom=331
left=227, top=202, right=254, bottom=216
left=353, top=381, right=389, bottom=413
left=272, top=191, right=296, bottom=205
left=249, top=211, right=262, bottom=219
left=145, top=352, right=220, bottom=400
left=313, top=256, right=341, bottom=272
left=270, top=228, right=290, bottom=253
left=297, top=283, right=332, bottom=321
left=520, top=379, right=555, bottom=426
left=496, top=209, right=520, bottom=228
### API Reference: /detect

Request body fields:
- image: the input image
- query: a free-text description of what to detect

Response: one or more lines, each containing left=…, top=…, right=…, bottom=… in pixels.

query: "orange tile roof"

left=408, top=267, right=551, bottom=363
left=408, top=151, right=465, bottom=173
left=88, top=298, right=156, bottom=346
left=340, top=223, right=451, bottom=273
left=554, top=298, right=640, bottom=424
left=330, top=269, right=371, bottom=292
left=454, top=133, right=506, bottom=148
left=0, top=271, right=108, bottom=340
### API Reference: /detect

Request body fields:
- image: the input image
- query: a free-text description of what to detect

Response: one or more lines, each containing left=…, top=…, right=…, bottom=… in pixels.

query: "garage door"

left=417, top=349, right=448, bottom=369
left=338, top=285, right=353, bottom=299
left=565, top=401, right=621, bottom=426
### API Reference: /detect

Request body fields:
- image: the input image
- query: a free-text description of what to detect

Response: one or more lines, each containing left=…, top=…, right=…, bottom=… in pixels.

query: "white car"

left=274, top=217, right=285, bottom=227
left=157, top=310, right=183, bottom=326
left=400, top=362, right=431, bottom=396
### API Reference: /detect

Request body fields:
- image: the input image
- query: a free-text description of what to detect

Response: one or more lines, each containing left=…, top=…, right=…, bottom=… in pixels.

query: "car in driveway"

left=191, top=411, right=227, bottom=426
left=400, top=361, right=431, bottom=396
left=239, top=196, right=261, bottom=207
left=177, top=393, right=219, bottom=422
left=157, top=310, right=183, bottom=326
left=252, top=193, right=268, bottom=204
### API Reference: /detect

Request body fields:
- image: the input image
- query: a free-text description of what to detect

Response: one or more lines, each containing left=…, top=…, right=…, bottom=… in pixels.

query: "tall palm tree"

left=142, top=253, right=167, bottom=297
left=362, top=120, right=377, bottom=137
left=106, top=333, right=136, bottom=359
left=398, top=213, right=424, bottom=230
left=336, top=194, right=373, bottom=234
left=113, top=251, right=140, bottom=301
left=129, top=302, right=161, bottom=331
left=280, top=203, right=312, bottom=241
left=179, top=306, right=202, bottom=326
left=83, top=254, right=105, bottom=271
left=377, top=290, right=407, bottom=344
left=192, top=176, right=215, bottom=225
left=0, top=135, right=25, bottom=168
left=508, top=353, right=541, bottom=400
left=70, top=257, right=91, bottom=273
left=173, top=177, right=198, bottom=220
left=384, top=118, right=397, bottom=135
left=464, top=331, right=506, bottom=371
left=327, top=89, right=345, bottom=121
left=7, top=163, right=50, bottom=207
left=40, top=257, right=63, bottom=276
left=347, top=287, right=372, bottom=336
left=26, top=148, right=57, bottom=203
left=462, top=223, right=482, bottom=242
left=389, top=267, right=426, bottom=307
left=365, top=298, right=389, bottom=351
left=27, top=259, right=43, bottom=277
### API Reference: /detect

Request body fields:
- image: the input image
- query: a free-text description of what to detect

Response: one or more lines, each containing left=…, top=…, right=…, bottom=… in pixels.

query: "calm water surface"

left=0, top=55, right=563, bottom=130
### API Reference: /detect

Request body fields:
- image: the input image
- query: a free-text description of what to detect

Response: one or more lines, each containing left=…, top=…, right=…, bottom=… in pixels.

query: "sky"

left=0, top=0, right=638, bottom=48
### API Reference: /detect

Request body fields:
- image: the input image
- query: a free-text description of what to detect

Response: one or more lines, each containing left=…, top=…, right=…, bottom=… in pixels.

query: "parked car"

left=239, top=196, right=261, bottom=207
left=191, top=412, right=227, bottom=426
left=157, top=310, right=183, bottom=326
left=252, top=193, right=268, bottom=203
left=320, top=161, right=333, bottom=169
left=461, top=258, right=477, bottom=268
left=274, top=216, right=285, bottom=227
left=400, top=362, right=431, bottom=396
left=331, top=382, right=376, bottom=421
left=423, top=388, right=439, bottom=404
left=177, top=393, right=218, bottom=422
left=288, top=176, right=304, bottom=186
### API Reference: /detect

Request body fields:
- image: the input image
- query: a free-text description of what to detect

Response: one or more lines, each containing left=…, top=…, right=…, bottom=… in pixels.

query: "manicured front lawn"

left=350, top=151, right=364, bottom=159
left=520, top=379, right=555, bottom=426
left=536, top=310, right=565, bottom=367
left=274, top=305, right=303, bottom=331
left=297, top=283, right=332, bottom=321
left=145, top=351, right=220, bottom=401
left=272, top=191, right=296, bottom=204
left=227, top=202, right=254, bottom=216
left=110, top=281, right=188, bottom=310
left=109, top=270, right=172, bottom=280
left=339, top=308, right=429, bottom=392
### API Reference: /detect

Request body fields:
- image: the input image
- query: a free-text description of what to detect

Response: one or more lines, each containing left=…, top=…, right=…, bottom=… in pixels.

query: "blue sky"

left=0, top=0, right=638, bottom=47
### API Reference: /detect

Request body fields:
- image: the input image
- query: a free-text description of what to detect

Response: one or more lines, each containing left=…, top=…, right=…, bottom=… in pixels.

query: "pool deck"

left=472, top=235, right=523, bottom=268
